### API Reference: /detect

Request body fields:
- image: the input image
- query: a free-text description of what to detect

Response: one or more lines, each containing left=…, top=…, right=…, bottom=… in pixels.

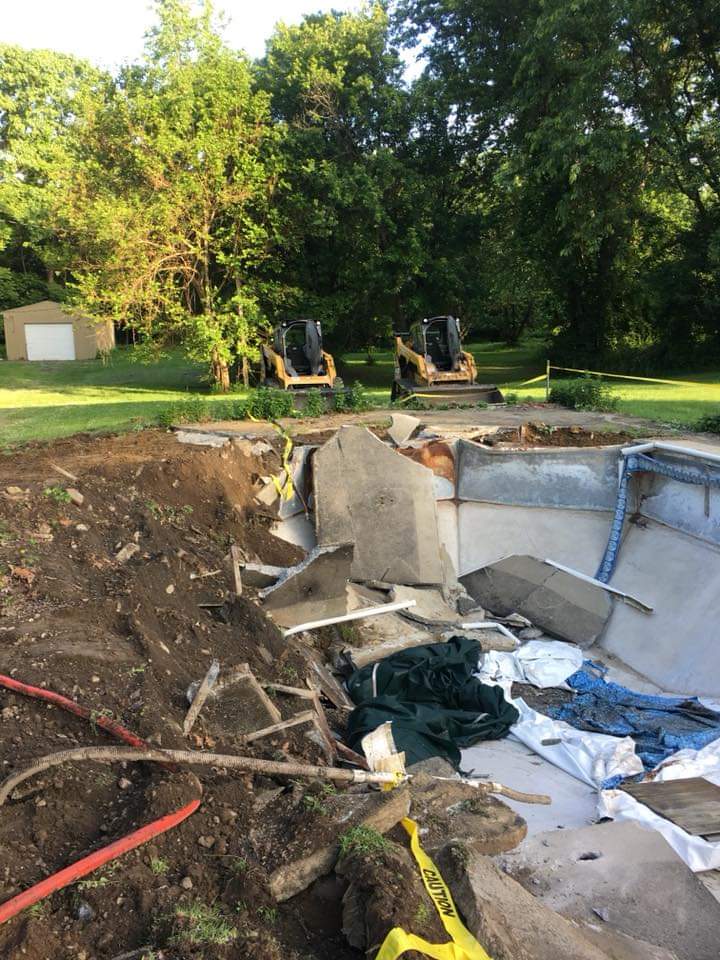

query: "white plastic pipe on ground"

left=282, top=599, right=416, bottom=638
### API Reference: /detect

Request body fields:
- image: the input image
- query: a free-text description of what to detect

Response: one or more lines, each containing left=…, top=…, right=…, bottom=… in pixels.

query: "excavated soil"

left=0, top=429, right=364, bottom=960
left=474, top=422, right=638, bottom=448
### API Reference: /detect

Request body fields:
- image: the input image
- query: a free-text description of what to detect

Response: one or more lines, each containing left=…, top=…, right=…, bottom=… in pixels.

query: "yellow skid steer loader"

left=391, top=315, right=504, bottom=405
left=261, top=320, right=343, bottom=394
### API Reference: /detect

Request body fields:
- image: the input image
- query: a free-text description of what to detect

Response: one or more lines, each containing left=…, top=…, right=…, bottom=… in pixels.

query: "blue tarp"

left=547, top=662, right=720, bottom=770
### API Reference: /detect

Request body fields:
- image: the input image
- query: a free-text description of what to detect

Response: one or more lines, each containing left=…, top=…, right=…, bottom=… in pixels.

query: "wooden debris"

left=230, top=544, right=243, bottom=596
left=231, top=664, right=281, bottom=723
left=242, top=710, right=315, bottom=744
left=183, top=660, right=221, bottom=736
left=50, top=463, right=79, bottom=482
left=66, top=488, right=85, bottom=506
left=115, top=543, right=140, bottom=564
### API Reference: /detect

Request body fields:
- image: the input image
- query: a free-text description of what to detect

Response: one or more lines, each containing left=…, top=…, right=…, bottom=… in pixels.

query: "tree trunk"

left=241, top=355, right=250, bottom=389
left=211, top=349, right=231, bottom=392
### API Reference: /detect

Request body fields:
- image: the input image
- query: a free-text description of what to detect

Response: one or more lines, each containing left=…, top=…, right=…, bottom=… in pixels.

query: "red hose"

left=0, top=797, right=200, bottom=925
left=0, top=674, right=150, bottom=750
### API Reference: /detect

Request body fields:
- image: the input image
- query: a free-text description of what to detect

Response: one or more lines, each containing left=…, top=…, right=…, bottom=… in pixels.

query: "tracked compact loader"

left=391, top=315, right=504, bottom=404
left=261, top=320, right=343, bottom=393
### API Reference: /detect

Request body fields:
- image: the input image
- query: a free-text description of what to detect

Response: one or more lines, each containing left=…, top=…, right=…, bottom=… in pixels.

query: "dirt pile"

left=0, top=430, right=358, bottom=960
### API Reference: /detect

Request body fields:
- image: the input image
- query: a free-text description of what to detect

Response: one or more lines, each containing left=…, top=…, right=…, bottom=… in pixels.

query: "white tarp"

left=477, top=639, right=583, bottom=689
left=599, top=738, right=720, bottom=872
left=508, top=697, right=643, bottom=789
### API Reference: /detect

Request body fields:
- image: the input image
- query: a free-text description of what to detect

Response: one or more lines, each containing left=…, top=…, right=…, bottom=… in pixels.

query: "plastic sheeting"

left=548, top=663, right=720, bottom=769
left=506, top=697, right=643, bottom=789
left=477, top=640, right=583, bottom=690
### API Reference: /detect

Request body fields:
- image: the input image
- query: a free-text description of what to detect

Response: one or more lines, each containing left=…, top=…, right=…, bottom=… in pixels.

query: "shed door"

left=24, top=323, right=76, bottom=361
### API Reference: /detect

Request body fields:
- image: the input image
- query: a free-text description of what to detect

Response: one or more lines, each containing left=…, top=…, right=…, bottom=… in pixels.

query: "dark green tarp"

left=346, top=636, right=519, bottom=767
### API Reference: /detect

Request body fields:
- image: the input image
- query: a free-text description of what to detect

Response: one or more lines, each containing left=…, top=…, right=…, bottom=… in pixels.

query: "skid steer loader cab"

left=261, top=319, right=342, bottom=394
left=392, top=314, right=504, bottom=405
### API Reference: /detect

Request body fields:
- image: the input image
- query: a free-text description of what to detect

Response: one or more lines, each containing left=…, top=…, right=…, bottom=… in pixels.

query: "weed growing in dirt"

left=257, top=905, right=278, bottom=925
left=549, top=376, right=619, bottom=412
left=414, top=901, right=431, bottom=925
left=245, top=387, right=295, bottom=420
left=43, top=486, right=71, bottom=504
left=339, top=826, right=391, bottom=859
left=171, top=901, right=237, bottom=946
left=393, top=395, right=429, bottom=411
left=26, top=901, right=48, bottom=919
left=78, top=864, right=116, bottom=890
left=504, top=392, right=519, bottom=405
left=150, top=857, right=169, bottom=876
left=303, top=388, right=326, bottom=418
left=229, top=856, right=249, bottom=874
left=302, top=793, right=329, bottom=816
left=279, top=664, right=299, bottom=684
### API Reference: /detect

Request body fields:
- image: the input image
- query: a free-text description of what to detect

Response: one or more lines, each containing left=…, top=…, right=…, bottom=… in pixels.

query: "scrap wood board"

left=622, top=777, right=720, bottom=838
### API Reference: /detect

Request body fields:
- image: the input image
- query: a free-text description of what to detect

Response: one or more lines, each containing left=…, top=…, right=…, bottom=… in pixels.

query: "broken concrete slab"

left=388, top=413, right=421, bottom=446
left=314, top=426, right=444, bottom=585
left=240, top=562, right=286, bottom=589
left=389, top=584, right=460, bottom=624
left=270, top=514, right=316, bottom=552
left=436, top=842, right=660, bottom=960
left=255, top=445, right=315, bottom=520
left=260, top=543, right=353, bottom=629
left=175, top=430, right=230, bottom=448
left=460, top=554, right=613, bottom=647
left=268, top=785, right=410, bottom=901
left=498, top=820, right=720, bottom=960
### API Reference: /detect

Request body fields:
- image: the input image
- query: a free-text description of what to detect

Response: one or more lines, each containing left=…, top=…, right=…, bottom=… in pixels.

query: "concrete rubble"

left=460, top=554, right=613, bottom=647
left=259, top=543, right=354, bottom=628
left=387, top=412, right=421, bottom=446
left=313, top=425, right=445, bottom=585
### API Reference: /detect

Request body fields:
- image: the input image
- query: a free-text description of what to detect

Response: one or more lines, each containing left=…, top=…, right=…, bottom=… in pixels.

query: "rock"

left=260, top=543, right=354, bottom=629
left=66, top=488, right=84, bottom=506
left=198, top=835, right=216, bottom=849
left=181, top=876, right=193, bottom=890
left=166, top=584, right=175, bottom=594
left=75, top=523, right=89, bottom=532
left=115, top=543, right=140, bottom=564
left=268, top=785, right=410, bottom=901
left=76, top=901, right=94, bottom=921
left=436, top=843, right=659, bottom=960
left=117, top=777, right=131, bottom=790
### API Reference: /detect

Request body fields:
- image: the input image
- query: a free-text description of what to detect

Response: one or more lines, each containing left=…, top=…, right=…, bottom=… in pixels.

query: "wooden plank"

left=242, top=710, right=315, bottom=744
left=622, top=777, right=720, bottom=837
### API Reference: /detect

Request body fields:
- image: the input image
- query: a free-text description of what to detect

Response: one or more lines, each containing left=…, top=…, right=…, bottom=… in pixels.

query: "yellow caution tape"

left=374, top=818, right=493, bottom=960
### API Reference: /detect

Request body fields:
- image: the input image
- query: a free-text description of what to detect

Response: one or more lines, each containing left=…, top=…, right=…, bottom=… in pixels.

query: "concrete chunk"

left=460, top=554, right=612, bottom=647
left=240, top=562, right=286, bottom=589
left=314, top=426, right=444, bottom=585
left=175, top=430, right=229, bottom=448
left=388, top=413, right=421, bottom=446
left=260, top=543, right=353, bottom=628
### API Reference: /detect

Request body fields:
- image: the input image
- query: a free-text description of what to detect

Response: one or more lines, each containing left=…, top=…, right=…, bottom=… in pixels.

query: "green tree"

left=257, top=4, right=427, bottom=349
left=0, top=45, right=103, bottom=305
left=58, top=0, right=277, bottom=388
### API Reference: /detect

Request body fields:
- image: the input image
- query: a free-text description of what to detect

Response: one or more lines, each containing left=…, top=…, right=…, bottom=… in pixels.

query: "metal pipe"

left=282, top=599, right=416, bottom=638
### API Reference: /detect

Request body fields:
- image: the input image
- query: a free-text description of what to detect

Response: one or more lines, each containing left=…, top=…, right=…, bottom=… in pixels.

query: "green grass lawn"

left=0, top=347, right=245, bottom=447
left=2, top=338, right=720, bottom=447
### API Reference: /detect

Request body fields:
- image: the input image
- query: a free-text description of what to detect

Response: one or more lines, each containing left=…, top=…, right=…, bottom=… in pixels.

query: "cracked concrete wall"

left=457, top=440, right=620, bottom=510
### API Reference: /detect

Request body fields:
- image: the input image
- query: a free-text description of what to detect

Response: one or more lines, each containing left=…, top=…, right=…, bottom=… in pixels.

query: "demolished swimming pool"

left=1, top=415, right=720, bottom=960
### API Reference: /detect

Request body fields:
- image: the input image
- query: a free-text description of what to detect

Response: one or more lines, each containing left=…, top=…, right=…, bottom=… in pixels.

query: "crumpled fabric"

left=477, top=640, right=583, bottom=690
left=345, top=636, right=519, bottom=767
left=548, top=662, right=720, bottom=769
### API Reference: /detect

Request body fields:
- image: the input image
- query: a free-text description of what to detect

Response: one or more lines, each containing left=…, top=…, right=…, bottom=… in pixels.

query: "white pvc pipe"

left=458, top=621, right=519, bottom=643
left=621, top=441, right=720, bottom=466
left=282, top=599, right=416, bottom=638
left=542, top=558, right=653, bottom=613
